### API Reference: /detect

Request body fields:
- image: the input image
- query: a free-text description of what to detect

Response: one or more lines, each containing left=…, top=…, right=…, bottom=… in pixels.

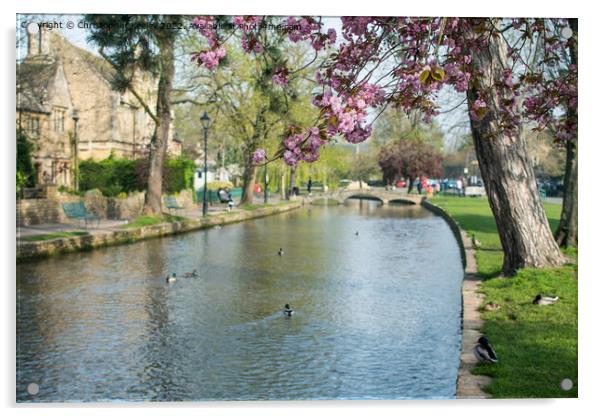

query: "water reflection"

left=17, top=200, right=463, bottom=401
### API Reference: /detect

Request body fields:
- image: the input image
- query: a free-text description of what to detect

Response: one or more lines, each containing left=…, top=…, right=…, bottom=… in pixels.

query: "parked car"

left=465, top=185, right=486, bottom=197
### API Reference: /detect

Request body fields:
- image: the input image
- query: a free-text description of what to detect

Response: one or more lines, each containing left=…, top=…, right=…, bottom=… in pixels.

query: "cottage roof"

left=16, top=60, right=60, bottom=114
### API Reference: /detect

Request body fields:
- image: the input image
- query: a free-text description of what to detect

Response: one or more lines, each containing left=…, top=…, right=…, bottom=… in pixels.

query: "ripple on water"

left=17, top=201, right=463, bottom=401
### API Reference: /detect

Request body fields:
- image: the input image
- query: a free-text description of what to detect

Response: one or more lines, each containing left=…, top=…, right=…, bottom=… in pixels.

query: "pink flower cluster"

left=193, top=15, right=578, bottom=166
left=194, top=46, right=226, bottom=70
left=232, top=15, right=264, bottom=32
left=192, top=16, right=226, bottom=69
left=241, top=33, right=264, bottom=54
left=252, top=149, right=267, bottom=164
left=272, top=67, right=289, bottom=86
left=310, top=83, right=384, bottom=147
left=280, top=127, right=325, bottom=166
left=284, top=17, right=336, bottom=51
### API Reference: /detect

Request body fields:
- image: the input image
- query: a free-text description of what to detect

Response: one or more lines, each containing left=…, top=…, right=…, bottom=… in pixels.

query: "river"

left=16, top=199, right=464, bottom=401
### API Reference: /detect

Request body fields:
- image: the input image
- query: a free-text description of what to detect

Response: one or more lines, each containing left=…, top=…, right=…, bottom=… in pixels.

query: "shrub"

left=17, top=130, right=36, bottom=192
left=205, top=181, right=234, bottom=191
left=79, top=156, right=195, bottom=197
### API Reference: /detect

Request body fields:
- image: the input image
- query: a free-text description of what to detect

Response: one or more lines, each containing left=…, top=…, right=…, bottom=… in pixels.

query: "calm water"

left=16, top=200, right=464, bottom=401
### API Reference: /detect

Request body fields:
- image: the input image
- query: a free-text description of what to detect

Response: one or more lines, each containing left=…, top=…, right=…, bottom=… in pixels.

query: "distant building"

left=16, top=27, right=180, bottom=187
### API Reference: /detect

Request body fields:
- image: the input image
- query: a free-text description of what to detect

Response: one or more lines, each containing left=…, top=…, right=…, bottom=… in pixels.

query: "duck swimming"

left=184, top=269, right=198, bottom=278
left=165, top=273, right=177, bottom=283
left=278, top=248, right=284, bottom=256
left=283, top=304, right=294, bottom=317
left=533, top=294, right=559, bottom=305
left=474, top=336, right=498, bottom=363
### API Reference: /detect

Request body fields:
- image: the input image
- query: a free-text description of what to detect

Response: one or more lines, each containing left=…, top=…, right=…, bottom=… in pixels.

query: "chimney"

left=26, top=24, right=50, bottom=58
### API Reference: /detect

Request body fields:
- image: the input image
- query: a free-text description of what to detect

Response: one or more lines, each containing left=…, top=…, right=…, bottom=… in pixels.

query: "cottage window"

left=26, top=115, right=40, bottom=138
left=53, top=108, right=65, bottom=132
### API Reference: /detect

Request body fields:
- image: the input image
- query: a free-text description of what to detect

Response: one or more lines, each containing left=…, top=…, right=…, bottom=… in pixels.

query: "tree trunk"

left=556, top=18, right=578, bottom=247
left=556, top=139, right=578, bottom=246
left=288, top=165, right=297, bottom=198
left=239, top=160, right=256, bottom=205
left=407, top=176, right=414, bottom=194
left=467, top=23, right=565, bottom=275
left=143, top=37, right=175, bottom=215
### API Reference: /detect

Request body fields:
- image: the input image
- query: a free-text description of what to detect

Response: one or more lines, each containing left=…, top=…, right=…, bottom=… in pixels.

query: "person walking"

left=307, top=177, right=313, bottom=195
left=456, top=178, right=463, bottom=197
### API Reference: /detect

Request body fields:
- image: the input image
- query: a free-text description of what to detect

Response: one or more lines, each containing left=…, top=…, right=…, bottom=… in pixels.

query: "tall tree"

left=555, top=19, right=578, bottom=247
left=465, top=24, right=563, bottom=273
left=84, top=14, right=181, bottom=214
left=189, top=16, right=322, bottom=204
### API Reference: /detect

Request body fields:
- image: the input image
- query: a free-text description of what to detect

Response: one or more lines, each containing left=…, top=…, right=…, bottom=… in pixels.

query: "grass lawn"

left=430, top=195, right=577, bottom=398
left=121, top=214, right=187, bottom=229
left=20, top=231, right=90, bottom=241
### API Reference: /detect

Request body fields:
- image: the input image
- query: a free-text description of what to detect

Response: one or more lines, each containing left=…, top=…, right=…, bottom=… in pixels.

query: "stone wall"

left=17, top=198, right=63, bottom=226
left=17, top=187, right=196, bottom=226
left=17, top=201, right=303, bottom=260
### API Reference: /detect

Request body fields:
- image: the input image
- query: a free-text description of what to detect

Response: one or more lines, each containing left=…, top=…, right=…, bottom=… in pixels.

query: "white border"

left=3, top=1, right=599, bottom=415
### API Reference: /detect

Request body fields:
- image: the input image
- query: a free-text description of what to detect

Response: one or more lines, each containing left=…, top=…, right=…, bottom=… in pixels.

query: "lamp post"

left=200, top=112, right=211, bottom=216
left=71, top=109, right=79, bottom=191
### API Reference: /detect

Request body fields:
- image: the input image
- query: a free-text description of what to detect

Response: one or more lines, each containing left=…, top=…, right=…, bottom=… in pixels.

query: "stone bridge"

left=310, top=188, right=424, bottom=205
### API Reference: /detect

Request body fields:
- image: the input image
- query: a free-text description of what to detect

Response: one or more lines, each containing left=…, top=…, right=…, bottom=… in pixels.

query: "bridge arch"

left=343, top=194, right=385, bottom=204
left=387, top=198, right=418, bottom=205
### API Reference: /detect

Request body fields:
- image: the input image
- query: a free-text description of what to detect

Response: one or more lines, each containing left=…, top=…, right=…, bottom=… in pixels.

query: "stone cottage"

left=16, top=26, right=181, bottom=187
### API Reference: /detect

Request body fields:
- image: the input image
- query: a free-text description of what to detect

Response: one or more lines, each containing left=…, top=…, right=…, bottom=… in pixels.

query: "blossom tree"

left=378, top=139, right=443, bottom=192
left=192, top=16, right=576, bottom=275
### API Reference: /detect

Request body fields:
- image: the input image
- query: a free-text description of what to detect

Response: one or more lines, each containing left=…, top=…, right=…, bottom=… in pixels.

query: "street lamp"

left=200, top=111, right=211, bottom=216
left=71, top=109, right=79, bottom=191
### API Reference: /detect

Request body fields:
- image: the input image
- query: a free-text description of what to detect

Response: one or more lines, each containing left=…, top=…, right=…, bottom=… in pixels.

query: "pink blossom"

left=252, top=149, right=266, bottom=164
left=272, top=67, right=289, bottom=86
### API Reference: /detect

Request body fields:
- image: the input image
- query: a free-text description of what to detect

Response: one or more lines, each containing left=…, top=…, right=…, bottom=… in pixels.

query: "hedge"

left=79, top=156, right=195, bottom=197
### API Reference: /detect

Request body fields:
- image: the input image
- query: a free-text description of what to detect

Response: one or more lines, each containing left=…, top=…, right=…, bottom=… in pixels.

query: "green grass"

left=430, top=195, right=577, bottom=398
left=121, top=214, right=187, bottom=229
left=20, top=231, right=90, bottom=241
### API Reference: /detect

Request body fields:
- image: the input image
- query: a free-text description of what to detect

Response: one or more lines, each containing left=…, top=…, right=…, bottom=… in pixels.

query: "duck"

left=533, top=294, right=559, bottom=305
left=184, top=269, right=198, bottom=278
left=355, top=231, right=359, bottom=236
left=278, top=248, right=284, bottom=256
left=165, top=272, right=177, bottom=283
left=471, top=233, right=482, bottom=249
left=283, top=304, right=294, bottom=317
left=473, top=336, right=498, bottom=363
left=484, top=302, right=500, bottom=311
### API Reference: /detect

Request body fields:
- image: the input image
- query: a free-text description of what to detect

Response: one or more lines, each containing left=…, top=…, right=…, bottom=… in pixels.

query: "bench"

left=164, top=195, right=185, bottom=215
left=62, top=201, right=100, bottom=228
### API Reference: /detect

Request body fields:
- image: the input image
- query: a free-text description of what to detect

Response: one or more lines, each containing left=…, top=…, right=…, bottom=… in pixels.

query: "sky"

left=16, top=13, right=470, bottom=152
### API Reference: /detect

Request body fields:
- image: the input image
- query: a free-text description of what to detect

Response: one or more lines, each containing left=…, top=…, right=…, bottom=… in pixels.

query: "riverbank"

left=17, top=201, right=302, bottom=261
left=430, top=196, right=578, bottom=398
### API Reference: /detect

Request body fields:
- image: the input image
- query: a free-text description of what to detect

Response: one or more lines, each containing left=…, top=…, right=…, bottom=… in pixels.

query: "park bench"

left=164, top=195, right=185, bottom=215
left=62, top=201, right=100, bottom=228
left=217, top=188, right=233, bottom=203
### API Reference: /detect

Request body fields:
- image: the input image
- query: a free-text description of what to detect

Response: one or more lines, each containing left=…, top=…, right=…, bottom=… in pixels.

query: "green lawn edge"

left=430, top=196, right=577, bottom=398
